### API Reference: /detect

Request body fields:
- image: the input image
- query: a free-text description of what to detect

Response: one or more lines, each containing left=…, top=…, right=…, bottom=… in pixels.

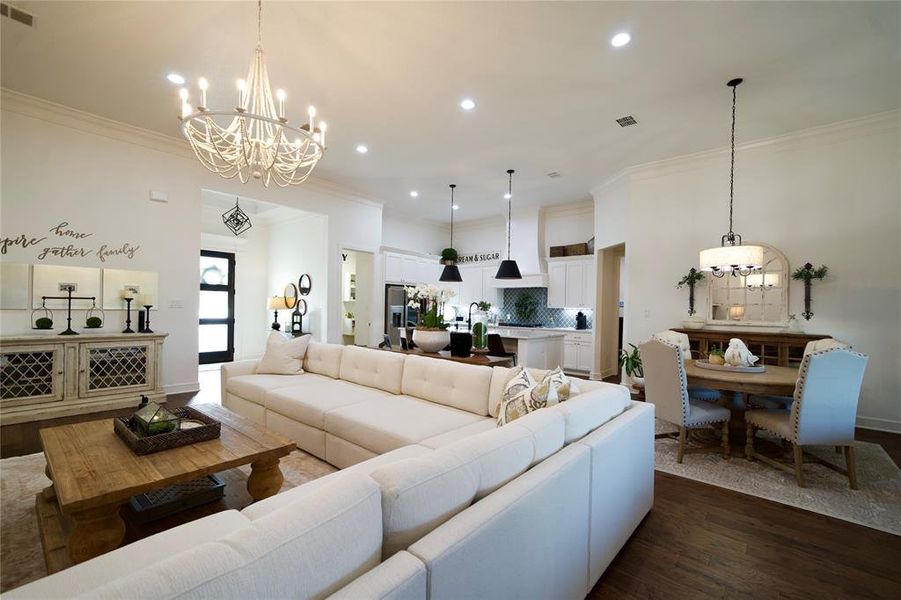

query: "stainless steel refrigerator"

left=384, top=284, right=420, bottom=347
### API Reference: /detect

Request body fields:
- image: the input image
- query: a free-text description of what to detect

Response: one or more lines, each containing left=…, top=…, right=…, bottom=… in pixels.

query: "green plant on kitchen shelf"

left=440, top=247, right=458, bottom=265
left=513, top=293, right=538, bottom=323
left=477, top=301, right=492, bottom=311
left=618, top=344, right=644, bottom=378
left=345, top=311, right=354, bottom=319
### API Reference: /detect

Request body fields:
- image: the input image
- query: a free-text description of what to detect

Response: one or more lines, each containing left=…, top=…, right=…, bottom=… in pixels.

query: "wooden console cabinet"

left=0, top=332, right=167, bottom=425
left=672, top=328, right=829, bottom=368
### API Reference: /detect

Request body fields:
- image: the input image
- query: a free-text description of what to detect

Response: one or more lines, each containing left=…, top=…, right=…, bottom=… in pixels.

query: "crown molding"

left=0, top=87, right=385, bottom=210
left=591, top=108, right=901, bottom=195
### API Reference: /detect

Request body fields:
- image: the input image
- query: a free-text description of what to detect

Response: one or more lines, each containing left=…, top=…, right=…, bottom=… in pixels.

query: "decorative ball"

left=86, top=316, right=103, bottom=328
left=35, top=317, right=53, bottom=329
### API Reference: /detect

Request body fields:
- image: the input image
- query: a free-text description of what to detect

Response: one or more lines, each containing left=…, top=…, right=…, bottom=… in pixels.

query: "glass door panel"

left=199, top=250, right=235, bottom=364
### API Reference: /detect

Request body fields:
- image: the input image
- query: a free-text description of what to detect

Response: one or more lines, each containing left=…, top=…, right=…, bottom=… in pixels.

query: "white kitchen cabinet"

left=384, top=252, right=441, bottom=285
left=563, top=342, right=579, bottom=371
left=546, top=257, right=596, bottom=309
left=385, top=253, right=404, bottom=283
left=455, top=265, right=499, bottom=309
left=562, top=331, right=594, bottom=373
left=547, top=263, right=566, bottom=308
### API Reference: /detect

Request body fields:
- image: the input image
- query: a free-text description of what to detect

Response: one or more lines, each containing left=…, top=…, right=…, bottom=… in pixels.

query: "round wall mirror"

left=298, top=274, right=312, bottom=296
left=296, top=298, right=308, bottom=315
left=283, top=283, right=298, bottom=309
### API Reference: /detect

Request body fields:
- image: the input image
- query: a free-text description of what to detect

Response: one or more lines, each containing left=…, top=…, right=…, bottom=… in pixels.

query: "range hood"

left=494, top=206, right=548, bottom=288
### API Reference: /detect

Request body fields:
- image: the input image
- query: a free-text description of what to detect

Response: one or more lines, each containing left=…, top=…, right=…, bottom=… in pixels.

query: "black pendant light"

left=495, top=169, right=522, bottom=279
left=439, top=184, right=463, bottom=282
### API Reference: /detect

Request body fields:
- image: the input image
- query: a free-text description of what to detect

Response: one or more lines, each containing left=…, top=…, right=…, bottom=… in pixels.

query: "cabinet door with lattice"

left=0, top=345, right=64, bottom=408
left=78, top=341, right=156, bottom=398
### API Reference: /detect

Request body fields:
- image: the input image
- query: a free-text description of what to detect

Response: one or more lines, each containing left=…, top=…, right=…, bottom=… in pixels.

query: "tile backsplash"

left=499, top=288, right=593, bottom=329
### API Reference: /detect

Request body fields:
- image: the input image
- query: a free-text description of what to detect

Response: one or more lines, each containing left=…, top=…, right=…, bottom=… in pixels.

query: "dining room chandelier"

left=176, top=0, right=327, bottom=187
left=698, top=78, right=763, bottom=278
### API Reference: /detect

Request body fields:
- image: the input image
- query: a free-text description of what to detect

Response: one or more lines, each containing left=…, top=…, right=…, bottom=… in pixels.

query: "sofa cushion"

left=553, top=384, right=630, bottom=443
left=242, top=444, right=433, bottom=521
left=256, top=332, right=311, bottom=375
left=401, top=355, right=492, bottom=416
left=419, top=419, right=497, bottom=449
left=339, top=346, right=407, bottom=395
left=266, top=380, right=391, bottom=429
left=325, top=395, right=486, bottom=455
left=370, top=422, right=543, bottom=558
left=82, top=473, right=383, bottom=600
left=327, top=551, right=427, bottom=600
left=304, top=342, right=344, bottom=378
left=7, top=510, right=251, bottom=600
left=226, top=373, right=316, bottom=406
left=505, top=408, right=566, bottom=465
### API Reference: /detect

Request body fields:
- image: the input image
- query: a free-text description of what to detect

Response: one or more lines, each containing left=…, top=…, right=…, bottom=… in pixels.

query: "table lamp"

left=268, top=296, right=288, bottom=330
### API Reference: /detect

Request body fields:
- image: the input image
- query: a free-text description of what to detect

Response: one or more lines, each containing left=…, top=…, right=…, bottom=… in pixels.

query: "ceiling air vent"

left=1, top=3, right=35, bottom=27
left=546, top=171, right=562, bottom=179
left=616, top=115, right=637, bottom=127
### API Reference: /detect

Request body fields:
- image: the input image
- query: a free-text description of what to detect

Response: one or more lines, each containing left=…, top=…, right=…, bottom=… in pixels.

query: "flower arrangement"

left=406, top=284, right=455, bottom=331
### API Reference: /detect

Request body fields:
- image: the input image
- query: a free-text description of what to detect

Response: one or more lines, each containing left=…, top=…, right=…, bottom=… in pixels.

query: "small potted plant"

left=792, top=262, right=827, bottom=320
left=440, top=248, right=459, bottom=266
left=707, top=344, right=725, bottom=366
left=618, top=343, right=644, bottom=388
left=407, top=284, right=455, bottom=352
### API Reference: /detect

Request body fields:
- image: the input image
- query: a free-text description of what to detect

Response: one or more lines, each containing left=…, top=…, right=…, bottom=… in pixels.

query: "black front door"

left=198, top=250, right=235, bottom=364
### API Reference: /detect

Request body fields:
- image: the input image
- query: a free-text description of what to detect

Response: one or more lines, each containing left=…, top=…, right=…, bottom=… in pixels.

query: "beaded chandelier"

left=177, top=0, right=327, bottom=187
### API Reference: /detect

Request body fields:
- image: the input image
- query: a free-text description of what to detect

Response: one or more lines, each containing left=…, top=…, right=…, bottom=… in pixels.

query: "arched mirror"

left=283, top=283, right=298, bottom=309
left=298, top=274, right=312, bottom=296
left=296, top=298, right=308, bottom=315
left=707, top=242, right=789, bottom=326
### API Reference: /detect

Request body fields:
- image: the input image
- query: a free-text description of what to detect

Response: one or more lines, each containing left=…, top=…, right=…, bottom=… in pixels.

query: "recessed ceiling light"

left=355, top=144, right=368, bottom=154
left=409, top=190, right=419, bottom=198
left=452, top=204, right=459, bottom=210
left=167, top=73, right=185, bottom=84
left=460, top=98, right=476, bottom=111
left=611, top=32, right=631, bottom=47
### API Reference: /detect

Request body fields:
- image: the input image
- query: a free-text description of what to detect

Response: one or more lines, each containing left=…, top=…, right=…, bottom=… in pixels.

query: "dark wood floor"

left=2, top=395, right=899, bottom=598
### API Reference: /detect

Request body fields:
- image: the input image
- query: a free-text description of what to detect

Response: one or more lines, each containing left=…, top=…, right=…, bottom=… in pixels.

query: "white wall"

left=543, top=201, right=595, bottom=254
left=381, top=212, right=448, bottom=255
left=1, top=91, right=383, bottom=392
left=593, top=111, right=901, bottom=431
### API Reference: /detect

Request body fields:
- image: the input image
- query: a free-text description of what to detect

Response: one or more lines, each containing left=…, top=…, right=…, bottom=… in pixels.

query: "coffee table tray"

left=114, top=406, right=221, bottom=455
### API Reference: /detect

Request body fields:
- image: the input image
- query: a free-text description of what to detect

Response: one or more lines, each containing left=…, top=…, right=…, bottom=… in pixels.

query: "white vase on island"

left=412, top=329, right=450, bottom=353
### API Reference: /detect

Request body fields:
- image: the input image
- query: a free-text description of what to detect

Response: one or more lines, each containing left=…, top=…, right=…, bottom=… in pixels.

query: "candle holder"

left=123, top=297, right=135, bottom=333
left=142, top=305, right=154, bottom=333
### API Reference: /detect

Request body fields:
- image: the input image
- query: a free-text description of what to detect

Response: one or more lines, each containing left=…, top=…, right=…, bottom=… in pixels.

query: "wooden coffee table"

left=37, top=404, right=295, bottom=569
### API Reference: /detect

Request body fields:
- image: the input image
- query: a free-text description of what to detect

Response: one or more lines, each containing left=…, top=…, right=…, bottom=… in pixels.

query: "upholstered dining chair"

left=749, top=338, right=851, bottom=409
left=653, top=330, right=721, bottom=403
left=745, top=347, right=868, bottom=489
left=641, top=339, right=731, bottom=463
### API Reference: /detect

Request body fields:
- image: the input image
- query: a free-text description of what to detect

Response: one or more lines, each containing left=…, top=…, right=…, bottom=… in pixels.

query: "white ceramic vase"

left=412, top=329, right=450, bottom=353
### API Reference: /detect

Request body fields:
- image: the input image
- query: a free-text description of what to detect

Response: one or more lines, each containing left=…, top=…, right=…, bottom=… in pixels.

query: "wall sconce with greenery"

left=676, top=268, right=705, bottom=316
left=791, top=262, right=827, bottom=320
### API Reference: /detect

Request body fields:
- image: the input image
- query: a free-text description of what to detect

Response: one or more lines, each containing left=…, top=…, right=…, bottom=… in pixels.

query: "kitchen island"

left=488, top=327, right=565, bottom=370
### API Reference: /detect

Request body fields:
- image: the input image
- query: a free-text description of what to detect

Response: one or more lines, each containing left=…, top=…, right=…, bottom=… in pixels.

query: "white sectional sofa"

left=9, top=343, right=654, bottom=600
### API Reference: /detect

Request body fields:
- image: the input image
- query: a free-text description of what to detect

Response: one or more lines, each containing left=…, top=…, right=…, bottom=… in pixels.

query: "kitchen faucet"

left=467, top=302, right=479, bottom=331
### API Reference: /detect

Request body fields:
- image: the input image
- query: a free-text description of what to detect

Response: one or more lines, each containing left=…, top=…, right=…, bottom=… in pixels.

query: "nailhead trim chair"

left=641, top=339, right=731, bottom=463
left=748, top=338, right=850, bottom=409
left=653, top=330, right=721, bottom=403
left=745, top=347, right=868, bottom=489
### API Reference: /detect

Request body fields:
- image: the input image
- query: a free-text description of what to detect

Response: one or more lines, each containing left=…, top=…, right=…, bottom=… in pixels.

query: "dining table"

left=683, top=360, right=800, bottom=445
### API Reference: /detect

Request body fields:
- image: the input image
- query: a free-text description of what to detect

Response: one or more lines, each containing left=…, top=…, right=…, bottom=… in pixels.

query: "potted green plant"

left=618, top=343, right=644, bottom=387
left=406, top=284, right=455, bottom=352
left=440, top=248, right=459, bottom=266
left=791, top=263, right=827, bottom=320
left=707, top=344, right=725, bottom=366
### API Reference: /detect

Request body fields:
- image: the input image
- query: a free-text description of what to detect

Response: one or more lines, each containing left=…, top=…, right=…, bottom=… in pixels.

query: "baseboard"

left=856, top=415, right=901, bottom=434
left=164, top=382, right=200, bottom=395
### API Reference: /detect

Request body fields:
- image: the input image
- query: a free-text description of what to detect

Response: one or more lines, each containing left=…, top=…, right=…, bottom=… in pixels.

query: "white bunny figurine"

left=724, top=338, right=759, bottom=367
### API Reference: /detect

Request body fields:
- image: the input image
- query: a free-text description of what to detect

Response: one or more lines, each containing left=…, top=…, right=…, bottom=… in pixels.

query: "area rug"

left=0, top=450, right=336, bottom=593
left=654, top=420, right=901, bottom=536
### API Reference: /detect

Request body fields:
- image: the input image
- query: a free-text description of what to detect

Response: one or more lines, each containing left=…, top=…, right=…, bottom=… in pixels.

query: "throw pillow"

left=540, top=366, right=576, bottom=406
left=256, top=332, right=311, bottom=375
left=496, top=367, right=535, bottom=427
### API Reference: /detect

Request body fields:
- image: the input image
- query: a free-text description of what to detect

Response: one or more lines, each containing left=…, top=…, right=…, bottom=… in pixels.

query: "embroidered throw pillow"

left=496, top=367, right=536, bottom=426
left=541, top=366, right=576, bottom=406
left=256, top=332, right=311, bottom=375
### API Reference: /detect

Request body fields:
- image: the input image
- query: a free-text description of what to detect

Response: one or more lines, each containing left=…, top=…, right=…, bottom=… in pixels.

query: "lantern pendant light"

left=439, top=184, right=463, bottom=282
left=495, top=169, right=522, bottom=280
left=698, top=78, right=764, bottom=278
